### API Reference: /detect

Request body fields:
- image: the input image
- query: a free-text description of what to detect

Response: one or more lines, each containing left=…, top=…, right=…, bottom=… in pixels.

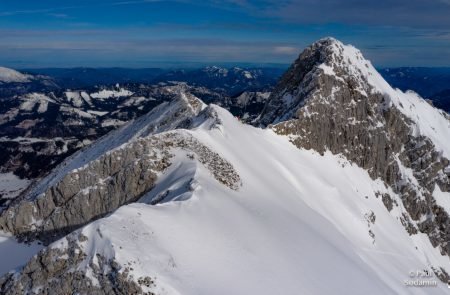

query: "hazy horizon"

left=13, top=64, right=450, bottom=71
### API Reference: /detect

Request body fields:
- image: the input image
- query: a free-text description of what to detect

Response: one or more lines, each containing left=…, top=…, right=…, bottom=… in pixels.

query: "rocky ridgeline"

left=0, top=89, right=240, bottom=246
left=0, top=134, right=172, bottom=243
left=259, top=38, right=450, bottom=278
left=160, top=131, right=241, bottom=191
left=0, top=125, right=241, bottom=295
left=0, top=82, right=234, bottom=200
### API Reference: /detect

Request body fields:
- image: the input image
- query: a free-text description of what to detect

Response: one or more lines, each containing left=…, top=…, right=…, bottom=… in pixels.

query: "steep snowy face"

left=260, top=38, right=450, bottom=265
left=0, top=67, right=31, bottom=83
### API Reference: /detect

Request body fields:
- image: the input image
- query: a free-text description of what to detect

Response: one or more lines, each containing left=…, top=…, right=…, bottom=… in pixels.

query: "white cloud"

left=274, top=46, right=298, bottom=54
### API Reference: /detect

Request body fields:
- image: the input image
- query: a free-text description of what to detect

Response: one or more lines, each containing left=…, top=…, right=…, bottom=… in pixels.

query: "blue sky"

left=0, top=0, right=449, bottom=68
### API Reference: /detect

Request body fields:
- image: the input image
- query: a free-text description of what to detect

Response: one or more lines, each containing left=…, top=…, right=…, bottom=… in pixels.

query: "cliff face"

left=260, top=38, right=450, bottom=265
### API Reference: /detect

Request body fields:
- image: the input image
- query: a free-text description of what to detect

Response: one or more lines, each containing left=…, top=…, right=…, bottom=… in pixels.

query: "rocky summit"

left=260, top=37, right=450, bottom=268
left=0, top=38, right=450, bottom=295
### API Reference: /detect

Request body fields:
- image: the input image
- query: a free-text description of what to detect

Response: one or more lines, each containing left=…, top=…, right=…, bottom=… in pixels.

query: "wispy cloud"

left=274, top=46, right=298, bottom=54
left=0, top=0, right=162, bottom=17
left=0, top=7, right=65, bottom=16
left=0, top=0, right=449, bottom=67
left=264, top=0, right=450, bottom=30
left=47, top=13, right=71, bottom=19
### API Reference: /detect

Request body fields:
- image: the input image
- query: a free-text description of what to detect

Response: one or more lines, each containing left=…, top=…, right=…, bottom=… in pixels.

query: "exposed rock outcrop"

left=0, top=124, right=241, bottom=295
left=0, top=232, right=154, bottom=295
left=259, top=38, right=450, bottom=274
left=0, top=90, right=240, bottom=244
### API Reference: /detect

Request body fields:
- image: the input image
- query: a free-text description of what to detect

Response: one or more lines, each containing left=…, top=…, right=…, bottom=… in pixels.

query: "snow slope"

left=19, top=93, right=54, bottom=113
left=50, top=104, right=450, bottom=294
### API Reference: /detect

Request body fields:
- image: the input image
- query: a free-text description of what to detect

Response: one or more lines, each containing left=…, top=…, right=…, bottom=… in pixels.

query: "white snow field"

left=49, top=104, right=450, bottom=294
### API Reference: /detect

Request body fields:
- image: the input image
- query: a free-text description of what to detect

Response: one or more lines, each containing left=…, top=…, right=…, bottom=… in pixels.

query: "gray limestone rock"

left=258, top=38, right=450, bottom=279
left=0, top=233, right=153, bottom=295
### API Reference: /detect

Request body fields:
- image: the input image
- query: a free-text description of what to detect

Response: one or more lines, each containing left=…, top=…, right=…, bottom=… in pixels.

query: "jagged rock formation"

left=259, top=38, right=450, bottom=272
left=0, top=137, right=172, bottom=243
left=228, top=91, right=271, bottom=123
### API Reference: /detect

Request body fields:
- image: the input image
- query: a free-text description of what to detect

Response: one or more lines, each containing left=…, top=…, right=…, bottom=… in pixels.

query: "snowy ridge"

left=39, top=104, right=450, bottom=294
left=19, top=93, right=54, bottom=114
left=25, top=89, right=205, bottom=201
left=0, top=232, right=43, bottom=277
left=90, top=88, right=133, bottom=99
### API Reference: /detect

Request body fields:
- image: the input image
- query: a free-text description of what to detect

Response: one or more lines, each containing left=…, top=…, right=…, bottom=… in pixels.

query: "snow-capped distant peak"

left=90, top=88, right=133, bottom=99
left=0, top=67, right=31, bottom=83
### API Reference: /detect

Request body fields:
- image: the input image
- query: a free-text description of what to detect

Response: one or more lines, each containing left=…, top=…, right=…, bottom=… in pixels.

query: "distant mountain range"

left=22, top=66, right=285, bottom=97
left=379, top=67, right=450, bottom=97
left=0, top=64, right=447, bottom=200
left=379, top=67, right=450, bottom=112
left=20, top=66, right=450, bottom=113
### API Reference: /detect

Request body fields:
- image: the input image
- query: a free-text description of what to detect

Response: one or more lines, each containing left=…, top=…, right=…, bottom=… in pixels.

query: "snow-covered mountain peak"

left=310, top=37, right=406, bottom=101
left=257, top=38, right=450, bottom=272
left=0, top=66, right=32, bottom=83
left=269, top=38, right=449, bottom=157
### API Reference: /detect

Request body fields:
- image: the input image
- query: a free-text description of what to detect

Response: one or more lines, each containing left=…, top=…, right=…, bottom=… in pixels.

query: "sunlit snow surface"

left=49, top=105, right=450, bottom=294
